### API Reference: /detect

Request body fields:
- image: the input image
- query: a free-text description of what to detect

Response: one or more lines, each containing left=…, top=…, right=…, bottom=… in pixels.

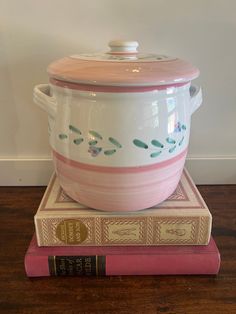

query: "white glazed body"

left=50, top=84, right=192, bottom=165
left=34, top=82, right=202, bottom=211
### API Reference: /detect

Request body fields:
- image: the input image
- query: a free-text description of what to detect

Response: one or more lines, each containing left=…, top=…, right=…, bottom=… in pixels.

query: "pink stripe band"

left=50, top=78, right=189, bottom=93
left=52, top=149, right=188, bottom=173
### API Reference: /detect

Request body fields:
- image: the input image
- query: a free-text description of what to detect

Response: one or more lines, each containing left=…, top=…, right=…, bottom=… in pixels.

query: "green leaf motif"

left=89, top=130, right=103, bottom=140
left=104, top=149, right=116, bottom=156
left=73, top=138, right=84, bottom=145
left=179, top=136, right=184, bottom=146
left=182, top=125, right=187, bottom=130
left=151, top=139, right=164, bottom=148
left=109, top=137, right=122, bottom=148
left=169, top=145, right=176, bottom=153
left=133, top=139, right=148, bottom=149
left=166, top=137, right=176, bottom=144
left=59, top=134, right=68, bottom=140
left=89, top=140, right=98, bottom=146
left=150, top=151, right=162, bottom=158
left=69, top=125, right=81, bottom=134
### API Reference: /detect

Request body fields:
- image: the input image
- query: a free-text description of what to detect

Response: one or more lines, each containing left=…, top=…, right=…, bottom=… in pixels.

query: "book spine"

left=35, top=214, right=212, bottom=246
left=24, top=252, right=220, bottom=277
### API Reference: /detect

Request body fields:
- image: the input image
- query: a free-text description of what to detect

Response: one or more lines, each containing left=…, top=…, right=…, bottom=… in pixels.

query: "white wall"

left=0, top=0, right=236, bottom=185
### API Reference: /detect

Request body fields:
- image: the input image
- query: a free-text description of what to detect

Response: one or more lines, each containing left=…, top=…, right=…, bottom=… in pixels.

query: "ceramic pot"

left=33, top=40, right=202, bottom=211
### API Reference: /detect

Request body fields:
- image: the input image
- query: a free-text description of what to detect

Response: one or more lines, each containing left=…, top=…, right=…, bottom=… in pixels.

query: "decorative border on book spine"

left=101, top=217, right=147, bottom=245
left=95, top=217, right=102, bottom=245
left=198, top=216, right=211, bottom=244
left=153, top=217, right=200, bottom=245
left=36, top=213, right=210, bottom=246
left=146, top=217, right=154, bottom=245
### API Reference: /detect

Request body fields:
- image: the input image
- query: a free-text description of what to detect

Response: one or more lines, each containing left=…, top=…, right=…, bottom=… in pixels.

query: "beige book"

left=35, top=169, right=212, bottom=246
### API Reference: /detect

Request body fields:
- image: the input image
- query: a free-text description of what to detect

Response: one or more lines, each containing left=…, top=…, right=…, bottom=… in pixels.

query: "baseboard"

left=185, top=156, right=236, bottom=184
left=0, top=156, right=236, bottom=186
left=0, top=158, right=54, bottom=186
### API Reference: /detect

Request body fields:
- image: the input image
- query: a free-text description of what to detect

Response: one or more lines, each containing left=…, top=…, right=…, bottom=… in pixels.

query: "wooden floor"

left=0, top=185, right=235, bottom=314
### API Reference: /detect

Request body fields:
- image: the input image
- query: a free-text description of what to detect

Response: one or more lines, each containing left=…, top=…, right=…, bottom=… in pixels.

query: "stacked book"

left=25, top=169, right=220, bottom=276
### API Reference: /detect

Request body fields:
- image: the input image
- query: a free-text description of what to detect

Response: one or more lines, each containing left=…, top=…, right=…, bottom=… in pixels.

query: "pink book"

left=25, top=234, right=220, bottom=277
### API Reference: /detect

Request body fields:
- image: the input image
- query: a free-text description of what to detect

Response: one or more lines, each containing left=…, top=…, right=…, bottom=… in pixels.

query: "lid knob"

left=108, top=40, right=139, bottom=54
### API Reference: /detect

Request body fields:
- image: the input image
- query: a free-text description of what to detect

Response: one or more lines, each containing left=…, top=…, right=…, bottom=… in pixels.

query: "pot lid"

left=48, top=40, right=199, bottom=86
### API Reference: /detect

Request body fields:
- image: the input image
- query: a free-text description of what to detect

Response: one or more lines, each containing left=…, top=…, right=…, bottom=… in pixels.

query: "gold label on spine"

left=56, top=219, right=88, bottom=244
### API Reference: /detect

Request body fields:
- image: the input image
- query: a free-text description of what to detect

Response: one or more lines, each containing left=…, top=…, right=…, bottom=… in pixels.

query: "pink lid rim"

left=50, top=78, right=189, bottom=93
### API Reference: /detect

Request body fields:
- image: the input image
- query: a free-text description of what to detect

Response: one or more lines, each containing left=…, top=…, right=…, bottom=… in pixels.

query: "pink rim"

left=52, top=150, right=187, bottom=211
left=50, top=78, right=188, bottom=93
left=52, top=148, right=188, bottom=173
left=48, top=56, right=199, bottom=86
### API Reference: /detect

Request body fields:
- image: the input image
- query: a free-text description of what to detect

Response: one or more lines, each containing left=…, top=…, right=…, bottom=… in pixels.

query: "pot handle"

left=190, top=84, right=202, bottom=115
left=33, top=84, right=57, bottom=118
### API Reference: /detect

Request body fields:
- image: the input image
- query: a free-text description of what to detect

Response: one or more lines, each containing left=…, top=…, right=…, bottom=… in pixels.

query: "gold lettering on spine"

left=48, top=256, right=58, bottom=276
left=53, top=256, right=57, bottom=276
left=96, top=256, right=98, bottom=276
left=56, top=219, right=88, bottom=244
left=84, top=257, right=92, bottom=275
